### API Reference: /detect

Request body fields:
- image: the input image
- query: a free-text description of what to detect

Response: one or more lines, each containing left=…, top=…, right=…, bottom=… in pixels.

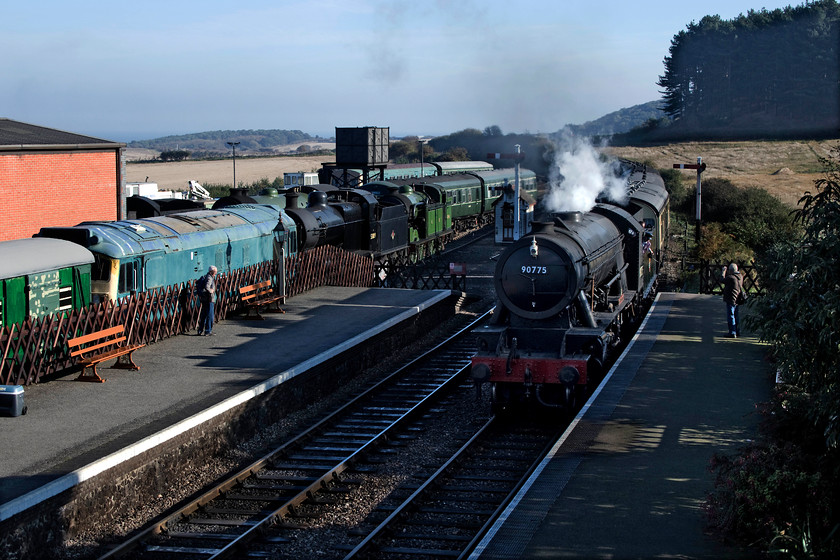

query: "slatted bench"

left=67, top=325, right=145, bottom=383
left=238, top=279, right=285, bottom=320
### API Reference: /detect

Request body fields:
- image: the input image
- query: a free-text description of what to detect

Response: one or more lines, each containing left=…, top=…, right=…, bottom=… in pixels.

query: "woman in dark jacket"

left=722, top=263, right=743, bottom=338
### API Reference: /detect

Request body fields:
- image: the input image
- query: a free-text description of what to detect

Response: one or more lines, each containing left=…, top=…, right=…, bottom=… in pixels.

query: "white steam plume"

left=545, top=130, right=628, bottom=213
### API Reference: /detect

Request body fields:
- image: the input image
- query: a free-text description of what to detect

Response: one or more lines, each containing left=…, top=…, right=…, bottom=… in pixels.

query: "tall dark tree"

left=658, top=1, right=840, bottom=135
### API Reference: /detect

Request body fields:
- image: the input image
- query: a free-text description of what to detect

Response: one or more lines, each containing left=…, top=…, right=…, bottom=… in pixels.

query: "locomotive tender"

left=471, top=163, right=669, bottom=413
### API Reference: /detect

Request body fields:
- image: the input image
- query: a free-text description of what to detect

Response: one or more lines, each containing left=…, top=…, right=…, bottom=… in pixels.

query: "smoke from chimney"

left=545, top=130, right=628, bottom=213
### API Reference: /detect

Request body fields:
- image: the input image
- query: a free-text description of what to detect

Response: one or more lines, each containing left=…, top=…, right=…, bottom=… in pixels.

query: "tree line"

left=128, top=129, right=327, bottom=153
left=657, top=0, right=839, bottom=138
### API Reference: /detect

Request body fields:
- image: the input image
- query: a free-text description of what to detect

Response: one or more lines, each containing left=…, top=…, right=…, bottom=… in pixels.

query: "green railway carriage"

left=467, top=168, right=538, bottom=215
left=0, top=238, right=93, bottom=328
left=412, top=173, right=485, bottom=230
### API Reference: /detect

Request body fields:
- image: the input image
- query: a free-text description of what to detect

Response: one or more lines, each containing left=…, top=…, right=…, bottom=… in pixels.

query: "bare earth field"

left=127, top=139, right=839, bottom=208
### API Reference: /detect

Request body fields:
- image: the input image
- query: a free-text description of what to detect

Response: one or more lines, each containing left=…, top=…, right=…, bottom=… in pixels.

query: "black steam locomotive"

left=471, top=163, right=669, bottom=413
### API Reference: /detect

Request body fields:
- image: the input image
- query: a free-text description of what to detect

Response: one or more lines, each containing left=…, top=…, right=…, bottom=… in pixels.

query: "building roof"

left=0, top=118, right=124, bottom=151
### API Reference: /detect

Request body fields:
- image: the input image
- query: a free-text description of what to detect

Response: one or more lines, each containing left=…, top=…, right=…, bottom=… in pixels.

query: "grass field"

left=126, top=139, right=839, bottom=209
left=604, top=139, right=838, bottom=208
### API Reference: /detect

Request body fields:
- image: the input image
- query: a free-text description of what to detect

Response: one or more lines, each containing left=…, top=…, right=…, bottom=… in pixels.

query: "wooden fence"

left=1, top=245, right=374, bottom=386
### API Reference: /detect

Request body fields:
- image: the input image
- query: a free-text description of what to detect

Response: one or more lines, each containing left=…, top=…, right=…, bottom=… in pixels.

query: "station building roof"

left=0, top=118, right=124, bottom=151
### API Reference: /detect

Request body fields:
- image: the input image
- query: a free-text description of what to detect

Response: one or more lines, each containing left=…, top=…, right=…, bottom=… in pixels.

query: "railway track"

left=98, top=310, right=493, bottom=560
left=339, top=418, right=560, bottom=560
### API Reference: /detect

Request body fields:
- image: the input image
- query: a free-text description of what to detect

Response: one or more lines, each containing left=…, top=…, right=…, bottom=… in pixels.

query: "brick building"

left=0, top=118, right=126, bottom=242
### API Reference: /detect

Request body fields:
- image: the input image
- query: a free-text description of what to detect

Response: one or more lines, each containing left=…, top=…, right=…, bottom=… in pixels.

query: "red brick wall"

left=0, top=151, right=119, bottom=242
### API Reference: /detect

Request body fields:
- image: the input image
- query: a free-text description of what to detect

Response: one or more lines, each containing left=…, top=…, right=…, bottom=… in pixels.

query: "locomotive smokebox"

left=494, top=211, right=623, bottom=321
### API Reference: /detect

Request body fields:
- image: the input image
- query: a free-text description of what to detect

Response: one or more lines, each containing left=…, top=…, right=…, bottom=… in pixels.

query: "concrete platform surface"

left=472, top=292, right=772, bottom=559
left=0, top=287, right=451, bottom=520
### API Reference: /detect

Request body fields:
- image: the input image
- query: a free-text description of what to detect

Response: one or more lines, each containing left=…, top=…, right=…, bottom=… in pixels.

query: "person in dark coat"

left=198, top=265, right=217, bottom=336
left=721, top=263, right=744, bottom=338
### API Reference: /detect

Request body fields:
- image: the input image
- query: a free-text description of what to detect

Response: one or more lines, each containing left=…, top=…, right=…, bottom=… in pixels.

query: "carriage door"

left=501, top=203, right=515, bottom=242
left=118, top=259, right=142, bottom=297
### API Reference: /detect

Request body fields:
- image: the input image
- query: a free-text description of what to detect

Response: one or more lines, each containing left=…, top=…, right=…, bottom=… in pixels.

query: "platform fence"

left=374, top=257, right=467, bottom=292
left=0, top=245, right=374, bottom=386
left=697, top=261, right=764, bottom=296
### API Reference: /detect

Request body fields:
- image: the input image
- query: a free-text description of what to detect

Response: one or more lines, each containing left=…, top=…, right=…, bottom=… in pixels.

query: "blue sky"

left=1, top=0, right=802, bottom=142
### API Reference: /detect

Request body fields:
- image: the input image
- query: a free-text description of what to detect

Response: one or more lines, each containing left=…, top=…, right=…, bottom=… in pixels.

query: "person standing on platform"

left=721, top=263, right=744, bottom=338
left=197, top=265, right=218, bottom=336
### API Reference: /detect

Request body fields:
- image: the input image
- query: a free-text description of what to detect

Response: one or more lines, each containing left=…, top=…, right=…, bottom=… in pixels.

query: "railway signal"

left=673, top=157, right=706, bottom=244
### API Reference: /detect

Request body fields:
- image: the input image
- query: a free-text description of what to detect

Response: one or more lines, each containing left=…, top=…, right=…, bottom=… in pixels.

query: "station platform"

left=0, top=287, right=454, bottom=523
left=472, top=292, right=773, bottom=559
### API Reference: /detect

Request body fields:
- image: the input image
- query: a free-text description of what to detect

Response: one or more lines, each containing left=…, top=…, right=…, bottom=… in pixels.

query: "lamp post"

left=226, top=141, right=240, bottom=188
left=418, top=138, right=429, bottom=177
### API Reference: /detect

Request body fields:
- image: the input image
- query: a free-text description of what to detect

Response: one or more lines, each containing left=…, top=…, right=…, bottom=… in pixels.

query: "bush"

left=705, top=388, right=840, bottom=558
left=697, top=222, right=754, bottom=262
left=159, top=149, right=191, bottom=162
left=659, top=167, right=690, bottom=210
left=697, top=177, right=799, bottom=253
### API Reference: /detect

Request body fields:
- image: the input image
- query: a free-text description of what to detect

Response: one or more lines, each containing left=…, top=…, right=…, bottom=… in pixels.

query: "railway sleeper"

left=255, top=473, right=317, bottom=482
left=240, top=483, right=310, bottom=492
left=386, top=532, right=472, bottom=542
left=401, top=516, right=485, bottom=529
left=188, top=517, right=258, bottom=526
left=223, top=492, right=287, bottom=501
left=146, top=545, right=224, bottom=555
left=165, top=531, right=240, bottom=540
left=204, top=506, right=275, bottom=515
left=367, top=546, right=461, bottom=557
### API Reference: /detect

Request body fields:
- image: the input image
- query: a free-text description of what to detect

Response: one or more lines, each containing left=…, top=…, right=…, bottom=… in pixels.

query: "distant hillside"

left=565, top=101, right=667, bottom=137
left=128, top=129, right=332, bottom=155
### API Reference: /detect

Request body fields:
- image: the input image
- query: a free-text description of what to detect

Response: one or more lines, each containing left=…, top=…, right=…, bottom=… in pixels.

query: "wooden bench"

left=238, top=280, right=285, bottom=320
left=67, top=325, right=145, bottom=383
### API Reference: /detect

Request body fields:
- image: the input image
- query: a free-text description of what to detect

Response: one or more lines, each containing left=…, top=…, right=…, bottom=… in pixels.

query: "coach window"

left=91, top=256, right=110, bottom=282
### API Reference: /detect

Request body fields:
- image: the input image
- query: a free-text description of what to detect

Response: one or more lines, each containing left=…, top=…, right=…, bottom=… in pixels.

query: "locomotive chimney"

left=554, top=211, right=583, bottom=230
left=556, top=211, right=583, bottom=223
left=530, top=221, right=554, bottom=234
left=285, top=189, right=299, bottom=209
